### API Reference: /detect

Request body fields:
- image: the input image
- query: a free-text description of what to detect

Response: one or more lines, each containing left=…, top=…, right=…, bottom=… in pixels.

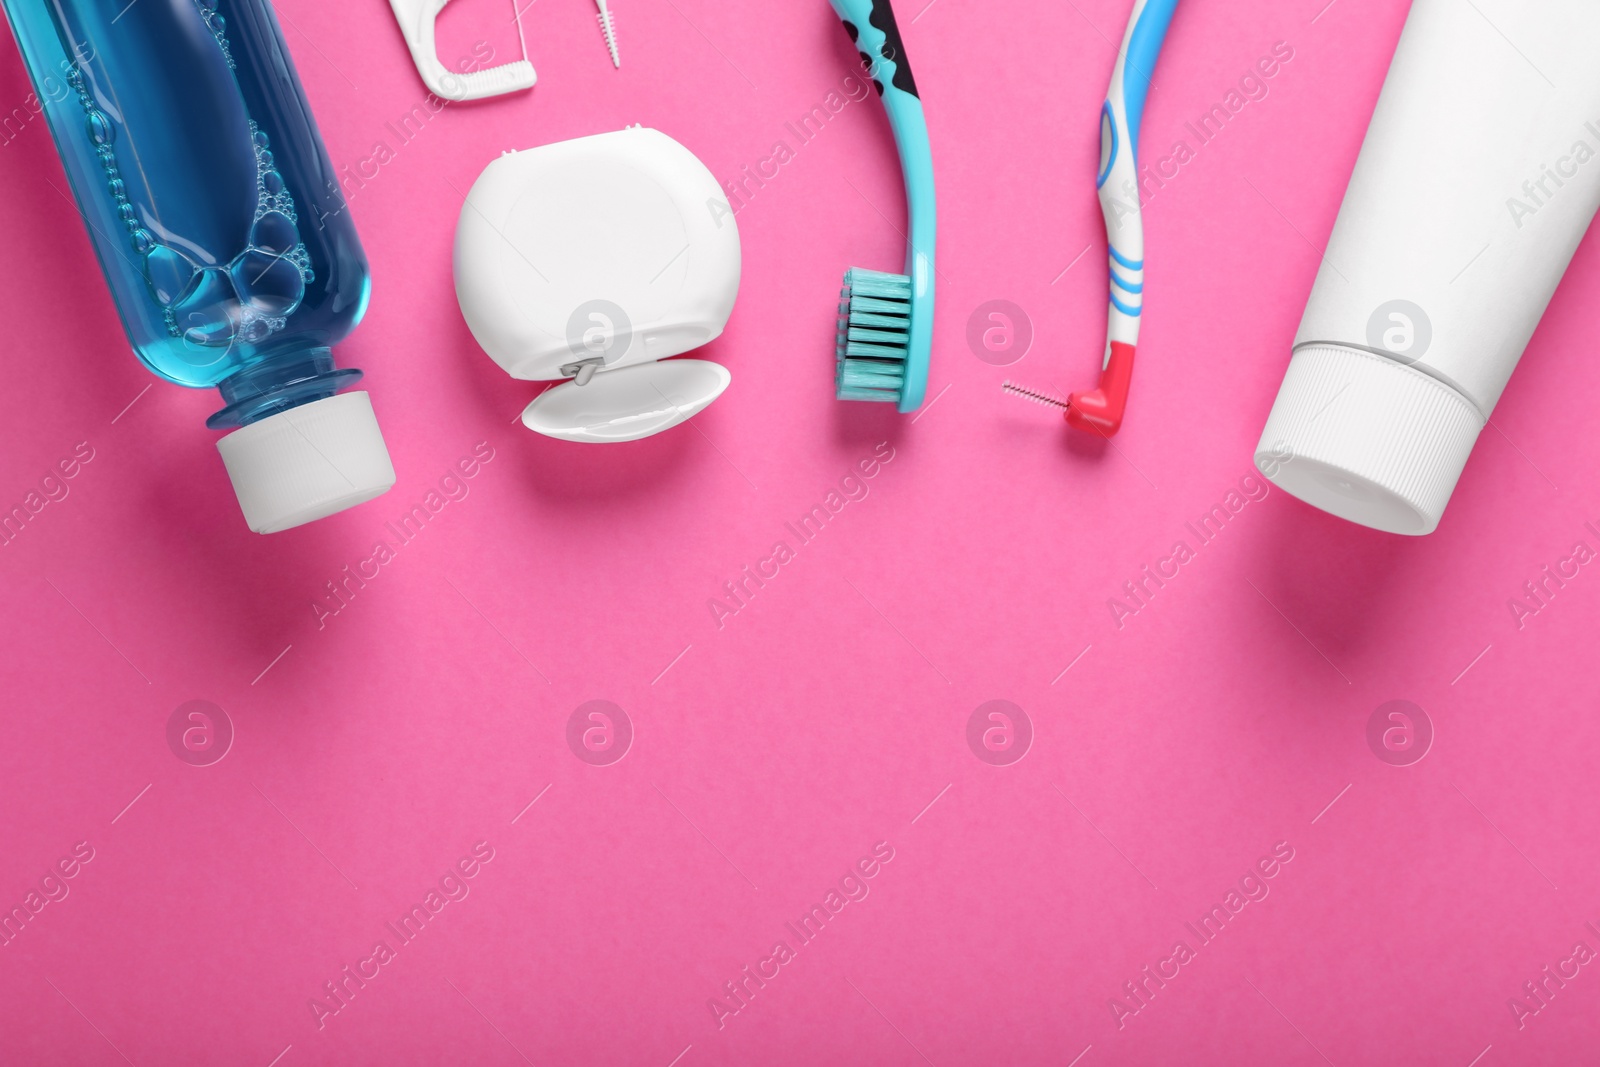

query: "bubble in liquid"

left=172, top=268, right=241, bottom=347
left=144, top=245, right=197, bottom=306
left=250, top=210, right=298, bottom=255
left=238, top=315, right=271, bottom=343
left=211, top=14, right=225, bottom=32
left=110, top=113, right=315, bottom=347
left=85, top=109, right=113, bottom=145
left=231, top=250, right=305, bottom=317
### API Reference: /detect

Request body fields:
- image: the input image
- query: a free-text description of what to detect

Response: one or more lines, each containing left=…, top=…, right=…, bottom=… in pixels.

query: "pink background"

left=2, top=0, right=1598, bottom=1063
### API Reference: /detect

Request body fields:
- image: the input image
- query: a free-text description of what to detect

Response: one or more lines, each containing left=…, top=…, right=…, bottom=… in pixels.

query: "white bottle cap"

left=1255, top=344, right=1484, bottom=536
left=217, top=391, right=396, bottom=534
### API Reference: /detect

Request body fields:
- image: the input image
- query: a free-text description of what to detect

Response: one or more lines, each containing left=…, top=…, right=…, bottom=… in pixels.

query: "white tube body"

left=1257, top=0, right=1600, bottom=534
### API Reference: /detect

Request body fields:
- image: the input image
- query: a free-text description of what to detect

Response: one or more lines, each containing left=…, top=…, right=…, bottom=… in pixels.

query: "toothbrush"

left=1024, top=0, right=1178, bottom=436
left=595, top=0, right=620, bottom=68
left=828, top=0, right=936, bottom=413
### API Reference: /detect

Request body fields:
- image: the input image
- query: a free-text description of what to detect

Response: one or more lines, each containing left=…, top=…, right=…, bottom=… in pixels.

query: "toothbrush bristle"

left=835, top=267, right=911, bottom=403
left=1002, top=380, right=1070, bottom=410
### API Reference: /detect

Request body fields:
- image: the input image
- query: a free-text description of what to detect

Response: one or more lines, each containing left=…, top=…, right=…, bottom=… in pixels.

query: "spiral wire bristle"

left=1002, top=380, right=1069, bottom=410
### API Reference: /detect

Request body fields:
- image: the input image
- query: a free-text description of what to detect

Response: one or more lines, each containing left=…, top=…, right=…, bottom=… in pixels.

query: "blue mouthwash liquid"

left=1, top=0, right=393, bottom=532
left=2, top=0, right=369, bottom=426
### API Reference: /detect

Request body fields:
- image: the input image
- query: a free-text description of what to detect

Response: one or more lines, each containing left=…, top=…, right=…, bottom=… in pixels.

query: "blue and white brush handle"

left=830, top=0, right=936, bottom=412
left=1072, top=0, right=1178, bottom=434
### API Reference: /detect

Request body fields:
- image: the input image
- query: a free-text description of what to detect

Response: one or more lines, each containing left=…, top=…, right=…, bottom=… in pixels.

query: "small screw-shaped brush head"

left=836, top=267, right=912, bottom=403
left=595, top=0, right=620, bottom=67
left=1002, top=379, right=1070, bottom=410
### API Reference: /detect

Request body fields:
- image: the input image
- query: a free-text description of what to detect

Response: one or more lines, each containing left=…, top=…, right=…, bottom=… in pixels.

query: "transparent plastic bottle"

left=0, top=0, right=394, bottom=533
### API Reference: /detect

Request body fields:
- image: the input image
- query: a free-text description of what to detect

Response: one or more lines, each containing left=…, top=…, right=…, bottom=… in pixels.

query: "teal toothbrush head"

left=829, top=0, right=936, bottom=413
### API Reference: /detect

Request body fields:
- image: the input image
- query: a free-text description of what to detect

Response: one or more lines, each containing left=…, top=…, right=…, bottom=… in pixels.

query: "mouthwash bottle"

left=0, top=0, right=394, bottom=533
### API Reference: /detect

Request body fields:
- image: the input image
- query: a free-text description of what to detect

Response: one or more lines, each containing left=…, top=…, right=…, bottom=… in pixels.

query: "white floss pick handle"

left=388, top=0, right=536, bottom=101
left=453, top=127, right=742, bottom=443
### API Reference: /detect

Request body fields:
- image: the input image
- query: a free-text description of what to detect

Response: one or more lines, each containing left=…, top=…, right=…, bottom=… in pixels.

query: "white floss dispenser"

left=453, top=127, right=741, bottom=443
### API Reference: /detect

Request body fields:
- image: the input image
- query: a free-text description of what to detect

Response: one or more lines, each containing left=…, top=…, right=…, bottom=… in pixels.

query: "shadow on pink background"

left=2, top=0, right=1598, bottom=1063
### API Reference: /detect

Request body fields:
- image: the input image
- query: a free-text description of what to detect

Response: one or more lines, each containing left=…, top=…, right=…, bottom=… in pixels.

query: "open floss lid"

left=453, top=126, right=741, bottom=443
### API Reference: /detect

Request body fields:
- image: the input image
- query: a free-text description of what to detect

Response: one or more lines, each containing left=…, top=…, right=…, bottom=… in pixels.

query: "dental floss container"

left=453, top=127, right=741, bottom=443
